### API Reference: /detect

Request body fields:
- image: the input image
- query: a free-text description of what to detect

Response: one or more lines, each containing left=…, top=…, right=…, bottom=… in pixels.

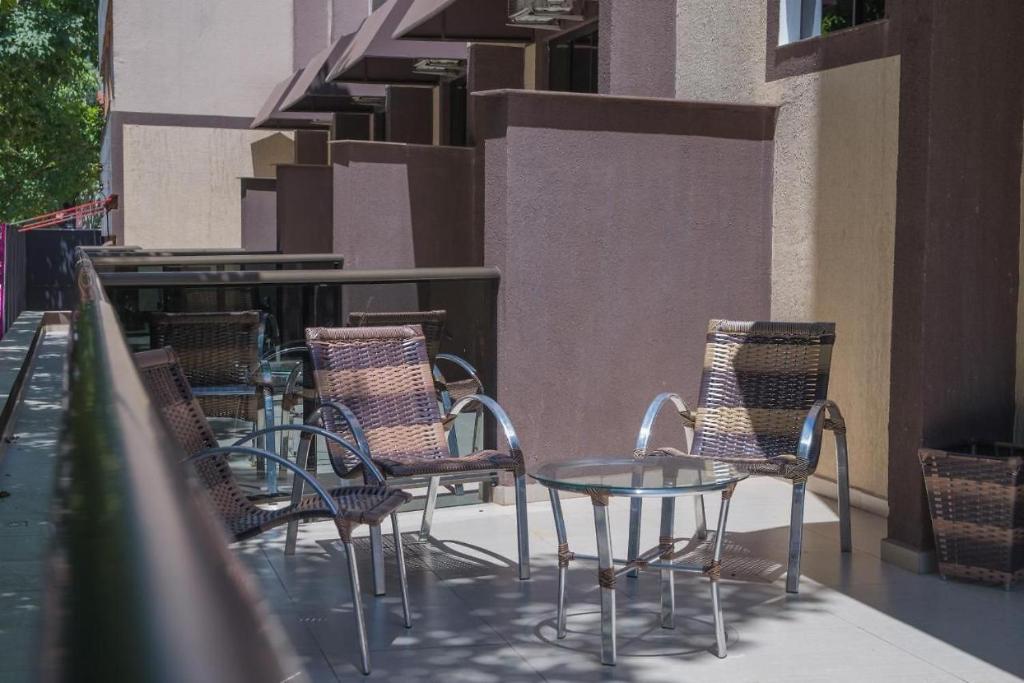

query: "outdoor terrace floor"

left=235, top=477, right=1024, bottom=682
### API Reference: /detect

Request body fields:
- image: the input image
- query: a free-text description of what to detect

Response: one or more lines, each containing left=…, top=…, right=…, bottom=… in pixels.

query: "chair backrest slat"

left=693, top=320, right=835, bottom=462
left=307, top=325, right=449, bottom=475
left=135, top=348, right=254, bottom=518
left=348, top=310, right=447, bottom=366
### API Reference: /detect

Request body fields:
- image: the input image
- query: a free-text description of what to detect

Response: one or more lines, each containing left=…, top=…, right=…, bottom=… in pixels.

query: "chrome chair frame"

left=631, top=392, right=851, bottom=593
left=188, top=443, right=410, bottom=676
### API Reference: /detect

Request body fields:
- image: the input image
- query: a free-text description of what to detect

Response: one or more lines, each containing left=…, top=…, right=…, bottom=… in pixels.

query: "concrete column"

left=883, top=0, right=1024, bottom=568
left=598, top=0, right=676, bottom=97
left=467, top=44, right=526, bottom=143
left=276, top=165, right=333, bottom=254
left=331, top=113, right=374, bottom=141
left=240, top=178, right=277, bottom=251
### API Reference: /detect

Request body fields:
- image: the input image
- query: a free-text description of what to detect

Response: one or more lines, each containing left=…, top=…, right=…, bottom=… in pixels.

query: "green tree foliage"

left=0, top=0, right=101, bottom=223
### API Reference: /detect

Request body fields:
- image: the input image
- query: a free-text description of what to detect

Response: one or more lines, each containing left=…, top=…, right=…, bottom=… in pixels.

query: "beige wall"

left=675, top=1, right=898, bottom=500
left=111, top=0, right=293, bottom=117
left=121, top=125, right=294, bottom=248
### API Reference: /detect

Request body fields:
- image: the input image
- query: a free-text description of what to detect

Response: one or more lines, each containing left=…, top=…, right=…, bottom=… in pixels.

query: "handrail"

left=99, top=266, right=502, bottom=287
left=90, top=253, right=344, bottom=268
left=80, top=246, right=276, bottom=256
left=44, top=253, right=304, bottom=681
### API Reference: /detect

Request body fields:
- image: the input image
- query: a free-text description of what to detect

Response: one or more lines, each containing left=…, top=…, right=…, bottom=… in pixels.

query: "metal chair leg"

left=514, top=471, right=531, bottom=580
left=284, top=433, right=313, bottom=556
left=419, top=476, right=440, bottom=542
left=369, top=525, right=386, bottom=596
left=343, top=540, right=371, bottom=675
left=836, top=430, right=852, bottom=553
left=262, top=389, right=278, bottom=494
left=626, top=498, right=643, bottom=578
left=710, top=489, right=733, bottom=658
left=592, top=497, right=616, bottom=666
left=549, top=489, right=569, bottom=639
left=659, top=497, right=676, bottom=629
left=694, top=495, right=708, bottom=540
left=391, top=513, right=412, bottom=628
left=786, top=481, right=807, bottom=594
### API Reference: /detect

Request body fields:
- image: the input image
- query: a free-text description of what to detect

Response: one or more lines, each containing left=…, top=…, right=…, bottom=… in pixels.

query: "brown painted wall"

left=294, top=130, right=329, bottom=165
left=385, top=87, right=435, bottom=145
left=276, top=164, right=333, bottom=253
left=599, top=0, right=676, bottom=97
left=474, top=90, right=775, bottom=471
left=331, top=141, right=477, bottom=268
left=240, top=178, right=277, bottom=251
left=886, top=1, right=1024, bottom=550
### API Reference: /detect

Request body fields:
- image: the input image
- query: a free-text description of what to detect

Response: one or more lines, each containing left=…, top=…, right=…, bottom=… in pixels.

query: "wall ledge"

left=472, top=88, right=777, bottom=141
left=330, top=140, right=474, bottom=165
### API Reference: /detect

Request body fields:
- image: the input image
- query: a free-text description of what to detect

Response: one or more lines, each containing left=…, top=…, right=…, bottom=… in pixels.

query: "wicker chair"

left=135, top=348, right=412, bottom=675
left=150, top=311, right=281, bottom=492
left=632, top=320, right=851, bottom=593
left=347, top=310, right=486, bottom=539
left=299, top=324, right=529, bottom=595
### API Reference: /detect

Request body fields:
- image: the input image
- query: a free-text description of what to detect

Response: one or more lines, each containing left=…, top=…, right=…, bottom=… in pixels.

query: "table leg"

left=709, top=485, right=734, bottom=658
left=549, top=489, right=569, bottom=639
left=659, top=496, right=676, bottom=629
left=591, top=492, right=616, bottom=666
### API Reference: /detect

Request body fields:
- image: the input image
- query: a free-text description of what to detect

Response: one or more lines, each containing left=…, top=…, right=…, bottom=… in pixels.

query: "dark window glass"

left=548, top=25, right=599, bottom=94
left=821, top=0, right=885, bottom=35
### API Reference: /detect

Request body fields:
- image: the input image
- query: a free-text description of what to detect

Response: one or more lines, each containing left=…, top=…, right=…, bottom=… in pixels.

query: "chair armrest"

left=448, top=394, right=524, bottom=473
left=797, top=400, right=846, bottom=472
left=307, top=401, right=384, bottom=484
left=433, top=353, right=484, bottom=393
left=231, top=423, right=384, bottom=486
left=190, top=445, right=339, bottom=516
left=635, top=392, right=695, bottom=456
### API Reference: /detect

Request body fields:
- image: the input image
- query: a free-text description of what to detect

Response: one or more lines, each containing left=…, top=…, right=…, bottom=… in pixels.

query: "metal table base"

left=548, top=484, right=736, bottom=666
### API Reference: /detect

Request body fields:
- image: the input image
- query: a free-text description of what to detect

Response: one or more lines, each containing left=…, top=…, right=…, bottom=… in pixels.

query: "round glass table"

left=531, top=456, right=748, bottom=666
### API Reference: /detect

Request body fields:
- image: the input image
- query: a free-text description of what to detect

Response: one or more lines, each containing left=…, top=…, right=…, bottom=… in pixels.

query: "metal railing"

left=89, top=253, right=344, bottom=270
left=42, top=253, right=306, bottom=682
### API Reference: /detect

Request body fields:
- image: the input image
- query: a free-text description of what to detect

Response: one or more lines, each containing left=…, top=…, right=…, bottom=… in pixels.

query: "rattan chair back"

left=135, top=348, right=253, bottom=518
left=149, top=311, right=267, bottom=420
left=307, top=325, right=449, bottom=475
left=348, top=310, right=447, bottom=366
left=693, top=320, right=835, bottom=463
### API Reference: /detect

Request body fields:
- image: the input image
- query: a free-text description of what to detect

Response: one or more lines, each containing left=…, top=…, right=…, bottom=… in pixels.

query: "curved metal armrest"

left=306, top=401, right=383, bottom=483
left=449, top=394, right=522, bottom=458
left=234, top=423, right=384, bottom=485
left=433, top=353, right=484, bottom=393
left=261, top=343, right=310, bottom=363
left=635, top=392, right=695, bottom=455
left=797, top=400, right=846, bottom=472
left=190, top=446, right=339, bottom=516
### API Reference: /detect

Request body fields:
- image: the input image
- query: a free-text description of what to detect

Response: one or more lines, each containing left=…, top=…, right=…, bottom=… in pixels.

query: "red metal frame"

left=13, top=195, right=118, bottom=232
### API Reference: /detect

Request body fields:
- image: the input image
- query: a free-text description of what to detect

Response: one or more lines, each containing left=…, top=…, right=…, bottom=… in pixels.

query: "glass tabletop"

left=531, top=456, right=748, bottom=497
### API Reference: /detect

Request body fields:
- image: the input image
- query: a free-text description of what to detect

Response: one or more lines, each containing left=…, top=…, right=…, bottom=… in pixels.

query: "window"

left=779, top=0, right=885, bottom=45
left=548, top=23, right=599, bottom=94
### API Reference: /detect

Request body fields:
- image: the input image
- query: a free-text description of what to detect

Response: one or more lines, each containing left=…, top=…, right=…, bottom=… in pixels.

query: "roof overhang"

left=393, top=0, right=536, bottom=42
left=327, top=0, right=468, bottom=85
left=251, top=71, right=333, bottom=129
left=280, top=36, right=388, bottom=113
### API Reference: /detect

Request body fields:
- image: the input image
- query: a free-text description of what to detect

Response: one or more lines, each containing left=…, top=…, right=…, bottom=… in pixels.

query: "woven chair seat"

left=646, top=447, right=810, bottom=481
left=229, top=486, right=412, bottom=542
left=376, top=449, right=517, bottom=478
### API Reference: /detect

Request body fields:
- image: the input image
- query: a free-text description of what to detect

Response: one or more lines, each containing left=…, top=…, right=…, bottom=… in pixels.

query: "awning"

left=393, top=0, right=536, bottom=42
left=280, top=33, right=387, bottom=113
left=327, top=0, right=468, bottom=84
left=251, top=71, right=333, bottom=129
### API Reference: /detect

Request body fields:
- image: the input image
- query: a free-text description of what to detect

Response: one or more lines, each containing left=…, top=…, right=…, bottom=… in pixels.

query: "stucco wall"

left=599, top=0, right=676, bottom=97
left=475, top=91, right=774, bottom=472
left=674, top=1, right=899, bottom=500
left=111, top=0, right=293, bottom=117
left=121, top=125, right=294, bottom=248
